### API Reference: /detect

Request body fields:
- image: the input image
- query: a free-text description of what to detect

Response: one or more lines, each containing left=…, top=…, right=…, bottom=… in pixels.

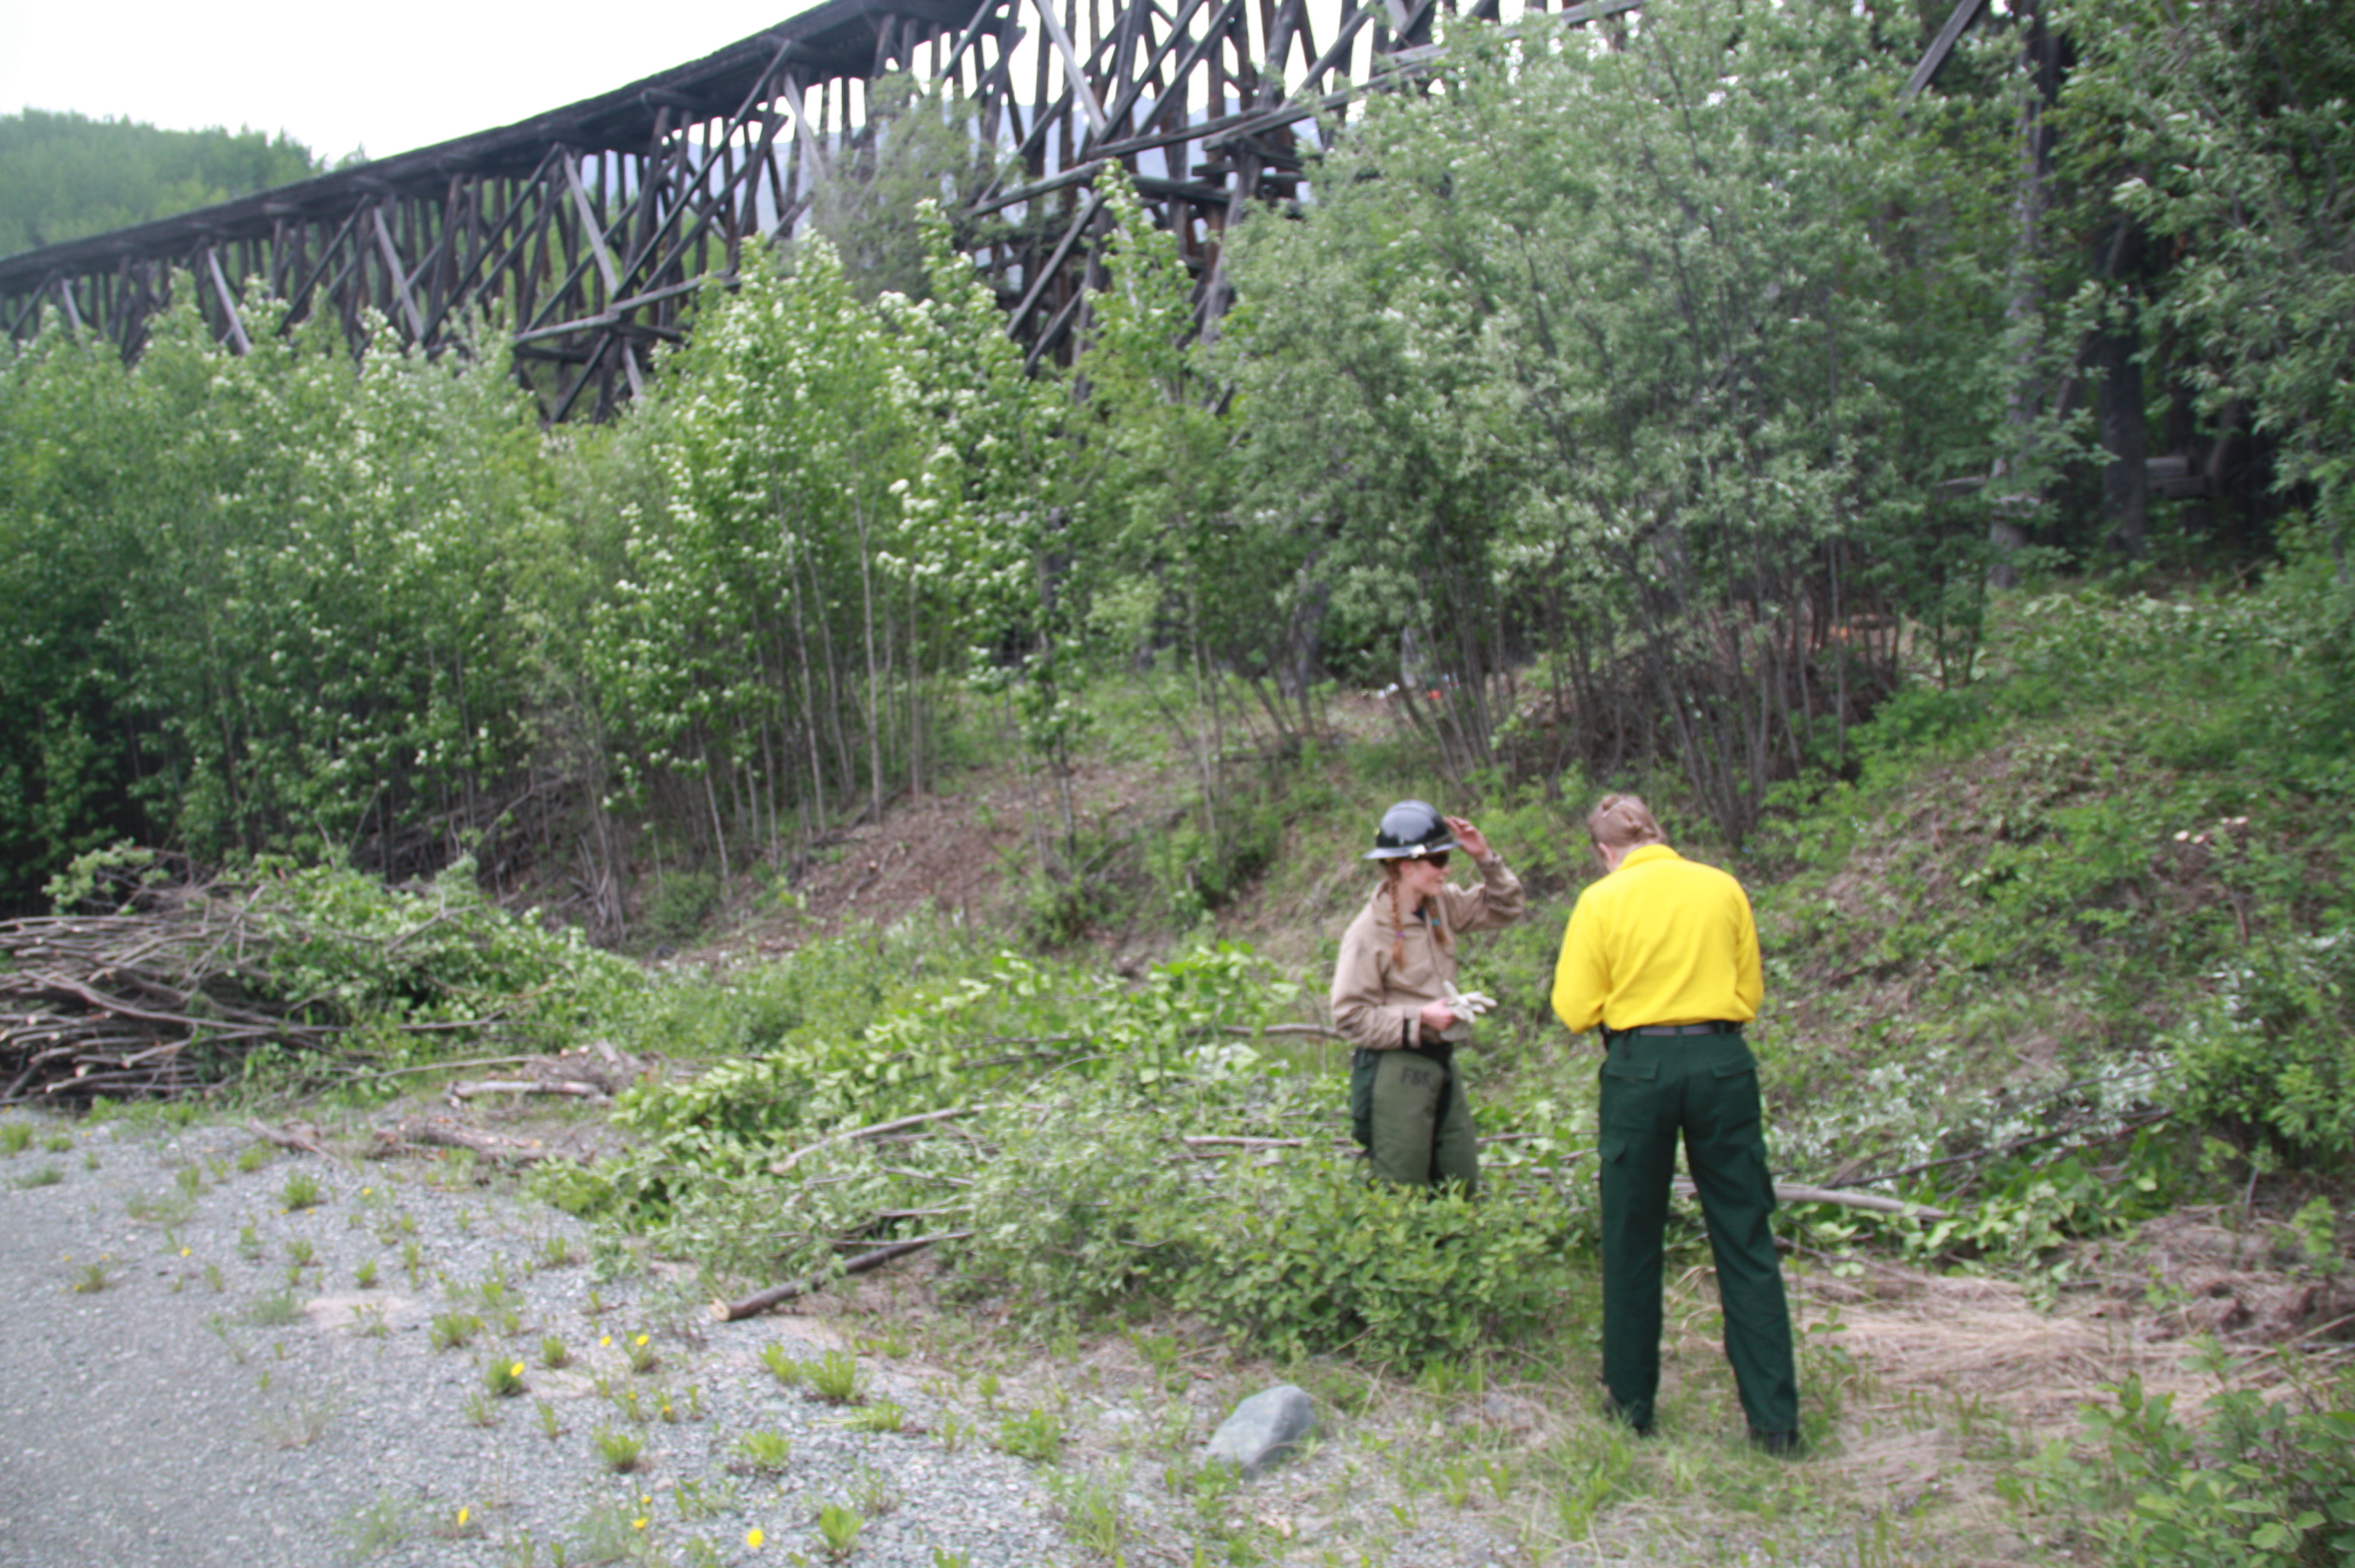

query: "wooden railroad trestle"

left=0, top=0, right=1648, bottom=418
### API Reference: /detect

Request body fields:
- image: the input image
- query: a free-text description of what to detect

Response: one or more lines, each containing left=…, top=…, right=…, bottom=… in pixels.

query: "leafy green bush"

left=644, top=870, right=718, bottom=945
left=575, top=930, right=1579, bottom=1363
left=1173, top=1161, right=1577, bottom=1364
left=2170, top=930, right=2355, bottom=1166
left=1895, top=1148, right=2165, bottom=1284
left=947, top=1082, right=1578, bottom=1364
left=2026, top=1364, right=2355, bottom=1567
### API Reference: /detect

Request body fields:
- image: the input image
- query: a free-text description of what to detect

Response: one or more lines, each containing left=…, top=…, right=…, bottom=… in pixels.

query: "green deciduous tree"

left=1222, top=0, right=2013, bottom=837
left=2058, top=0, right=2355, bottom=565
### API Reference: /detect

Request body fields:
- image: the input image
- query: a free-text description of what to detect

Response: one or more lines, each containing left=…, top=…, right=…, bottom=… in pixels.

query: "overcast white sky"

left=0, top=1, right=821, bottom=164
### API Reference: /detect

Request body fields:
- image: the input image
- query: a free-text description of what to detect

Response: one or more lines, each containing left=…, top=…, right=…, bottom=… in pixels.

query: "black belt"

left=1607, top=1022, right=1741, bottom=1048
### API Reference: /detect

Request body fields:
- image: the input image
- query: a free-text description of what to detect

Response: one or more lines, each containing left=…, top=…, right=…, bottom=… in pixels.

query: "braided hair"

left=1380, top=860, right=1453, bottom=971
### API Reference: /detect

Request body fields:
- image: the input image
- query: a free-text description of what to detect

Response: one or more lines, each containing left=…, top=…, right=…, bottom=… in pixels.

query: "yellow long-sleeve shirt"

left=1550, top=843, right=1762, bottom=1034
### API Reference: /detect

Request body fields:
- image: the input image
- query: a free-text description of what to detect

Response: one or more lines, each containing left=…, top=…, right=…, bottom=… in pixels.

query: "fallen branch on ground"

left=448, top=1079, right=609, bottom=1101
left=369, top=1116, right=557, bottom=1166
left=711, top=1231, right=975, bottom=1322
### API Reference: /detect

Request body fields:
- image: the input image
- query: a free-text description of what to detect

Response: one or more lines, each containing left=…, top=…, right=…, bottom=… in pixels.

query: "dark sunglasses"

left=1413, top=851, right=1451, bottom=869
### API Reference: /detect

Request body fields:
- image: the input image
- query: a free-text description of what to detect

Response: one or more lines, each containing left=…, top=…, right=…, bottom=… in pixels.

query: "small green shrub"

left=2028, top=1364, right=2355, bottom=1566
left=485, top=1358, right=528, bottom=1397
left=645, top=869, right=719, bottom=944
left=2171, top=930, right=2355, bottom=1165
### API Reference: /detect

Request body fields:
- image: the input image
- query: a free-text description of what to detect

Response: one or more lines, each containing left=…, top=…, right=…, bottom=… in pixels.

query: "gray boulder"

left=1204, top=1383, right=1317, bottom=1477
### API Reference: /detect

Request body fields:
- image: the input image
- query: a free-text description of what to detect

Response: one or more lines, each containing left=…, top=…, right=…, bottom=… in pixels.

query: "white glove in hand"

left=1445, top=989, right=1498, bottom=1024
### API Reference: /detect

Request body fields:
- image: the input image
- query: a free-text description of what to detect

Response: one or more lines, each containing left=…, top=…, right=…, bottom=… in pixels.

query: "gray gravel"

left=0, top=1110, right=1078, bottom=1568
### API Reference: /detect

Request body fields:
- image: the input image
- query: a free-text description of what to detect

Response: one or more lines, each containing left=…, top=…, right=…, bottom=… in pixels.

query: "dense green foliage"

left=6, top=1, right=2352, bottom=913
left=2028, top=1358, right=2355, bottom=1567
left=0, top=306, right=562, bottom=905
left=2057, top=0, right=2355, bottom=557
left=1220, top=0, right=2012, bottom=832
left=0, top=109, right=320, bottom=255
left=540, top=929, right=1580, bottom=1363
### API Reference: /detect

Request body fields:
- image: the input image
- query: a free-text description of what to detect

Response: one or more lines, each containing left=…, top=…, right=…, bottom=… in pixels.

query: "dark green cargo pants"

left=1597, top=1030, right=1797, bottom=1436
left=1363, top=1043, right=1480, bottom=1192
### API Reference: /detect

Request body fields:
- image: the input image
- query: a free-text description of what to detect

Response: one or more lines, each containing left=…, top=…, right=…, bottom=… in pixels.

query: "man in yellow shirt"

left=1551, top=794, right=1799, bottom=1453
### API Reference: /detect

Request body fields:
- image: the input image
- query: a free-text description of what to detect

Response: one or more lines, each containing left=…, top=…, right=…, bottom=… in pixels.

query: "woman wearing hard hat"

left=1329, top=800, right=1524, bottom=1190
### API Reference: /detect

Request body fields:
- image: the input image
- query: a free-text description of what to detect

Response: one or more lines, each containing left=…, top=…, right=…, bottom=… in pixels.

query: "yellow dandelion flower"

left=747, top=1528, right=766, bottom=1549
left=631, top=1516, right=647, bottom=1531
left=635, top=1333, right=649, bottom=1347
left=511, top=1361, right=525, bottom=1378
left=456, top=1506, right=470, bottom=1528
left=599, top=1335, right=612, bottom=1348
left=180, top=1248, right=191, bottom=1258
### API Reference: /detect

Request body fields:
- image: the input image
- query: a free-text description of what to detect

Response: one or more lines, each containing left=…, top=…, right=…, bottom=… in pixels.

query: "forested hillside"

left=0, top=110, right=322, bottom=255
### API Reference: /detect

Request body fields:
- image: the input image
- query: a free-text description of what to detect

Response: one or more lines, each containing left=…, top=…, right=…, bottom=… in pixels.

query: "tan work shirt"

left=1330, top=856, right=1525, bottom=1051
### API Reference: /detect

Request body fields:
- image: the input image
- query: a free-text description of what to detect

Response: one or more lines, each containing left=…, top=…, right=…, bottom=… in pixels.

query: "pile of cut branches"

left=0, top=896, right=325, bottom=1104
left=2, top=850, right=625, bottom=1107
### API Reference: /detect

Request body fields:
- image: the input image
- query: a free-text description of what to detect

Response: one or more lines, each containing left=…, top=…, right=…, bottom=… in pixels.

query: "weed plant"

left=732, top=1430, right=792, bottom=1473
left=815, top=1501, right=863, bottom=1560
left=593, top=1427, right=645, bottom=1473
left=429, top=1312, right=483, bottom=1351
left=842, top=1401, right=908, bottom=1434
left=995, top=1407, right=1065, bottom=1462
left=805, top=1349, right=863, bottom=1404
left=757, top=1342, right=803, bottom=1386
left=249, top=1289, right=300, bottom=1326
left=339, top=1495, right=418, bottom=1555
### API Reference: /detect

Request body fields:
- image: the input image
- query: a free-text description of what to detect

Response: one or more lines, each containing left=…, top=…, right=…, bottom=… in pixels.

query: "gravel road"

left=0, top=1109, right=1078, bottom=1568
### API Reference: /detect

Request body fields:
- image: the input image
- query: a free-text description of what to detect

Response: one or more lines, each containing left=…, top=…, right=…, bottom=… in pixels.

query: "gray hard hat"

left=1364, top=799, right=1457, bottom=860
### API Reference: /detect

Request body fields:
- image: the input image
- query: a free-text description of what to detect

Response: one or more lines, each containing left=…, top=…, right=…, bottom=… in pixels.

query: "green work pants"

left=1366, top=1043, right=1480, bottom=1192
left=1597, top=1030, right=1797, bottom=1436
